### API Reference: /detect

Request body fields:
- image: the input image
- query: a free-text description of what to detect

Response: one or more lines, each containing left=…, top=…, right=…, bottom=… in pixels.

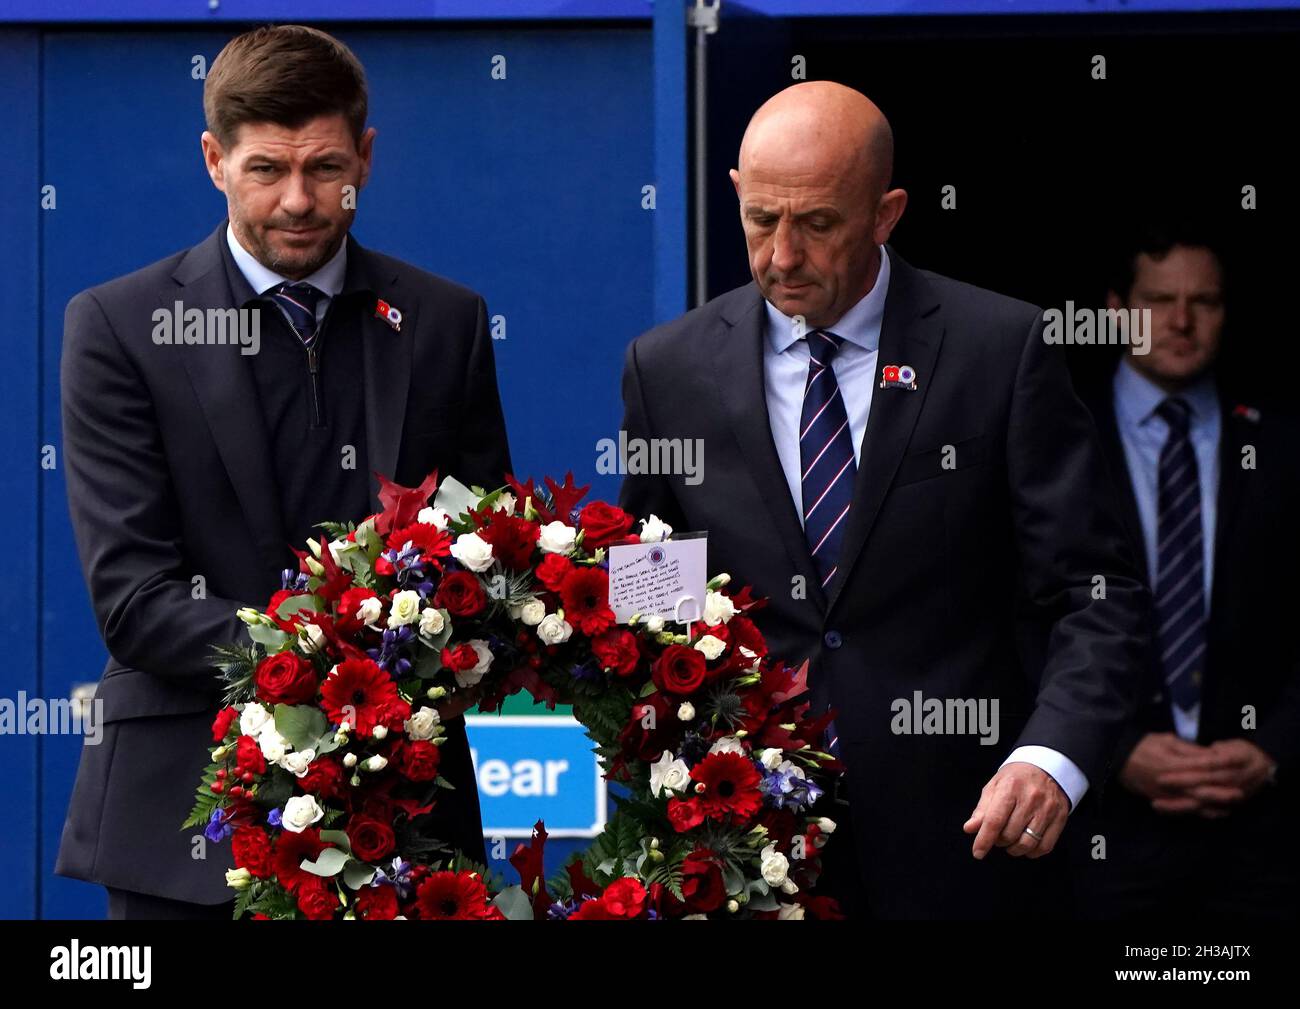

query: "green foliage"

left=212, top=641, right=261, bottom=707
left=181, top=758, right=223, bottom=830
left=581, top=808, right=644, bottom=886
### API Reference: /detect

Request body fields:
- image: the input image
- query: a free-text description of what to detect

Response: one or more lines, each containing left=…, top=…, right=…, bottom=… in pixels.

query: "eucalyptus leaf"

left=274, top=594, right=320, bottom=620
left=247, top=623, right=290, bottom=651
left=344, top=861, right=380, bottom=890
left=299, top=847, right=350, bottom=878
left=490, top=885, right=535, bottom=921
left=433, top=475, right=480, bottom=521
left=319, top=829, right=352, bottom=852
left=274, top=704, right=327, bottom=751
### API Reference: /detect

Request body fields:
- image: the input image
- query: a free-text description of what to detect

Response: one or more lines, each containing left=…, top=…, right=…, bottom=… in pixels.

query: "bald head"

left=731, top=82, right=906, bottom=328
left=739, top=82, right=894, bottom=203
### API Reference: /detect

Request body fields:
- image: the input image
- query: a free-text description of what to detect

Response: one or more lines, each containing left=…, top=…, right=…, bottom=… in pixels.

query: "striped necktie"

left=1154, top=396, right=1205, bottom=713
left=800, top=330, right=856, bottom=592
left=268, top=282, right=326, bottom=349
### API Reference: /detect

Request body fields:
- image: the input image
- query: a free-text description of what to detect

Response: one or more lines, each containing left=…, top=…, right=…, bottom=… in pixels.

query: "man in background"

left=1070, top=224, right=1300, bottom=918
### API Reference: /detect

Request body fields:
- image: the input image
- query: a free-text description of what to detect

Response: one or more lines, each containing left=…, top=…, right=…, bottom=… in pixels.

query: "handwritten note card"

left=607, top=535, right=708, bottom=625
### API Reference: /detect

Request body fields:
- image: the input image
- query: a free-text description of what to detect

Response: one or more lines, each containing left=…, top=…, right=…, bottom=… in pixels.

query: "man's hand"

left=1133, top=735, right=1275, bottom=817
left=963, top=761, right=1070, bottom=860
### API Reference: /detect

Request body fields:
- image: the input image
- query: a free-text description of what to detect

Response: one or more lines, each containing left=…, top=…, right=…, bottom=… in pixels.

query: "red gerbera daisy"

left=414, top=871, right=495, bottom=920
left=690, top=751, right=763, bottom=823
left=272, top=827, right=331, bottom=894
left=320, top=658, right=401, bottom=736
left=387, top=522, right=452, bottom=565
left=559, top=567, right=615, bottom=636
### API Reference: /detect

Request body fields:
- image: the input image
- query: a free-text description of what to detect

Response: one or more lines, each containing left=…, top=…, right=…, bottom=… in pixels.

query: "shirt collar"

left=765, top=244, right=891, bottom=355
left=225, top=222, right=348, bottom=300
left=1113, top=354, right=1219, bottom=429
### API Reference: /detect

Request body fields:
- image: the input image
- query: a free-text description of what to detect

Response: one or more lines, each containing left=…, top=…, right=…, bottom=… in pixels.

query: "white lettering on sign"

left=471, top=749, right=570, bottom=797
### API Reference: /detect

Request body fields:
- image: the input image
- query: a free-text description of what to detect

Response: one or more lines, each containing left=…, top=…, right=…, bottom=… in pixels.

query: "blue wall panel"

left=28, top=23, right=651, bottom=918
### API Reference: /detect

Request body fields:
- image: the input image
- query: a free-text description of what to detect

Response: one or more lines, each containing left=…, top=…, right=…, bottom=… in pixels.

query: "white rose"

left=709, top=735, right=745, bottom=756
left=298, top=623, right=327, bottom=654
left=537, top=613, right=573, bottom=645
left=356, top=596, right=383, bottom=627
left=417, top=505, right=450, bottom=530
left=372, top=725, right=388, bottom=740
left=405, top=707, right=441, bottom=741
left=257, top=727, right=289, bottom=764
left=777, top=902, right=806, bottom=921
left=239, top=703, right=273, bottom=738
left=364, top=755, right=388, bottom=772
left=457, top=639, right=494, bottom=688
left=279, top=748, right=316, bottom=777
left=703, top=590, right=736, bottom=626
left=519, top=598, right=547, bottom=626
left=493, top=492, right=517, bottom=514
left=694, top=634, right=726, bottom=661
left=677, top=702, right=695, bottom=721
left=537, top=521, right=576, bottom=555
left=645, top=615, right=665, bottom=634
left=450, top=532, right=494, bottom=572
left=760, top=844, right=790, bottom=887
left=387, top=589, right=422, bottom=628
left=759, top=747, right=784, bottom=771
left=419, top=607, right=446, bottom=637
left=649, top=751, right=692, bottom=797
left=281, top=795, right=324, bottom=833
left=639, top=514, right=673, bottom=543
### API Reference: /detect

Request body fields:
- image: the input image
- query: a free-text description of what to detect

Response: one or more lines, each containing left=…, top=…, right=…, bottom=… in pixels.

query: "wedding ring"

left=1022, top=826, right=1043, bottom=841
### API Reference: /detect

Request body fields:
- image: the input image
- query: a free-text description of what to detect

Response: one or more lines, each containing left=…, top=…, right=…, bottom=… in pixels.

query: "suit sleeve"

left=61, top=290, right=253, bottom=685
left=616, top=337, right=688, bottom=530
left=1005, top=312, right=1153, bottom=783
left=454, top=295, right=513, bottom=489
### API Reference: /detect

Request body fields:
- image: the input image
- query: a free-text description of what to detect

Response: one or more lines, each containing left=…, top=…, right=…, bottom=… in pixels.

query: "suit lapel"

left=172, top=224, right=286, bottom=561
left=342, top=235, right=414, bottom=509
left=825, top=249, right=943, bottom=612
left=711, top=286, right=826, bottom=610
left=1087, top=381, right=1150, bottom=584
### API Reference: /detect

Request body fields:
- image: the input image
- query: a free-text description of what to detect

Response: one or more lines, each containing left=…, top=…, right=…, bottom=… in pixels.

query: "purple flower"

left=267, top=808, right=283, bottom=829
left=204, top=806, right=234, bottom=844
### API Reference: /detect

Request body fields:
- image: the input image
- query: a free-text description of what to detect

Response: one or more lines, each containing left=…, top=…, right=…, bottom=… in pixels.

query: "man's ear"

left=357, top=126, right=377, bottom=189
left=200, top=131, right=227, bottom=193
left=729, top=168, right=741, bottom=200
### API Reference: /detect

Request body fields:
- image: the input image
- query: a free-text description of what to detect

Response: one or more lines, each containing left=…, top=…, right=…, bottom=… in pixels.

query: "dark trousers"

left=814, top=781, right=872, bottom=920
left=106, top=887, right=235, bottom=921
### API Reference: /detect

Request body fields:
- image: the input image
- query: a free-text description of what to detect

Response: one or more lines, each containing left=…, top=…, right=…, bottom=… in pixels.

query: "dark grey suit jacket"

left=56, top=221, right=511, bottom=904
left=619, top=247, right=1151, bottom=918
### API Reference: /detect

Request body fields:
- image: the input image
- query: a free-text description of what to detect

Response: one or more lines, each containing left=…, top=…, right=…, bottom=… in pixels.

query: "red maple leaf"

left=375, top=469, right=440, bottom=535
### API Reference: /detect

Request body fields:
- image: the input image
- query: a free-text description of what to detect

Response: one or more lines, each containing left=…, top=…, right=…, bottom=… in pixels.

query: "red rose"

left=296, top=876, right=339, bottom=920
left=355, top=886, right=400, bottom=920
left=559, top=567, right=615, bottom=636
left=667, top=796, right=706, bottom=832
left=591, top=628, right=640, bottom=677
left=440, top=642, right=480, bottom=674
left=254, top=651, right=317, bottom=706
left=346, top=815, right=396, bottom=862
left=211, top=706, right=238, bottom=743
left=681, top=849, right=726, bottom=913
left=297, top=757, right=347, bottom=802
left=398, top=739, right=442, bottom=782
left=231, top=826, right=273, bottom=878
left=578, top=501, right=634, bottom=549
left=617, top=692, right=674, bottom=762
left=234, top=734, right=267, bottom=776
left=651, top=645, right=707, bottom=695
left=535, top=553, right=574, bottom=592
left=478, top=514, right=540, bottom=571
left=336, top=586, right=378, bottom=635
left=434, top=570, right=487, bottom=617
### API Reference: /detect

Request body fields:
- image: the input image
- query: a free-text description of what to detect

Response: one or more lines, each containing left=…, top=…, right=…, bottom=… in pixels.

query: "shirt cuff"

left=1001, top=745, right=1089, bottom=811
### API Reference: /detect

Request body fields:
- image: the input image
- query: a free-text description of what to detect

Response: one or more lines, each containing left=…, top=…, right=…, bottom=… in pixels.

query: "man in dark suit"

left=619, top=82, right=1149, bottom=918
left=1069, top=225, right=1300, bottom=919
left=56, top=25, right=510, bottom=919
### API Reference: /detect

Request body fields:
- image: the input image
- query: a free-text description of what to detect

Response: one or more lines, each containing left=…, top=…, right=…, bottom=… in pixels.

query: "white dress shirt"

left=225, top=223, right=348, bottom=326
left=761, top=245, right=1088, bottom=810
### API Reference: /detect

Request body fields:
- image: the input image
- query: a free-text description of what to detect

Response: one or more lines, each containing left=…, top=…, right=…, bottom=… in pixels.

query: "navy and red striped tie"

left=800, top=330, right=856, bottom=592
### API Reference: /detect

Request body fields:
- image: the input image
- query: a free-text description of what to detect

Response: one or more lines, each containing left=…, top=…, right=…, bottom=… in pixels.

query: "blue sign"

left=464, top=715, right=606, bottom=838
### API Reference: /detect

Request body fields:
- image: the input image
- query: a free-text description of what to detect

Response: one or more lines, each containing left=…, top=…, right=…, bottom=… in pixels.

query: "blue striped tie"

left=268, top=282, right=325, bottom=349
left=1154, top=397, right=1205, bottom=713
left=800, top=330, right=856, bottom=591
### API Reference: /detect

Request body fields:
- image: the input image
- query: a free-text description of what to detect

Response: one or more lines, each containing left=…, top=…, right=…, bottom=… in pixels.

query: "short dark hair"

left=1108, top=218, right=1227, bottom=302
left=203, top=25, right=368, bottom=149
